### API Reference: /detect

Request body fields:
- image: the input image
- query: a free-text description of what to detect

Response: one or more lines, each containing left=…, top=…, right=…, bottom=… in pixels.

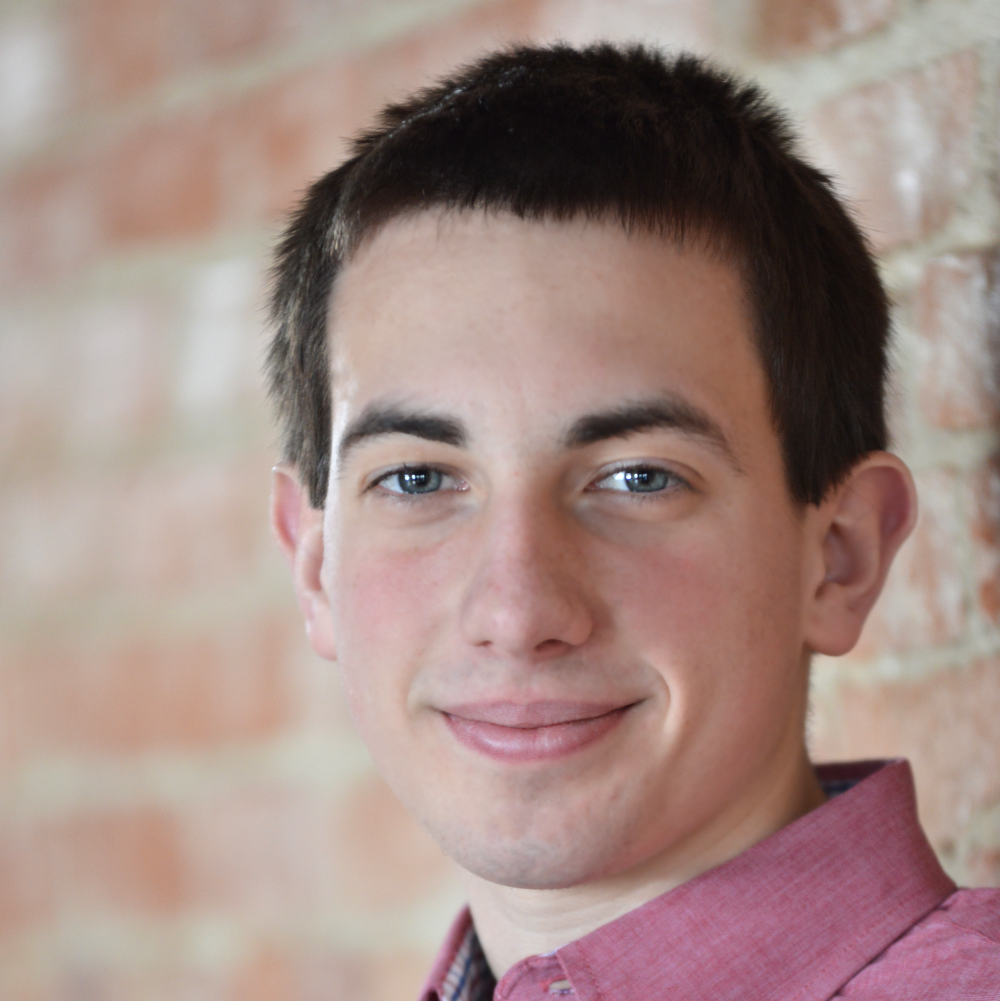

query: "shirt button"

left=547, top=980, right=573, bottom=995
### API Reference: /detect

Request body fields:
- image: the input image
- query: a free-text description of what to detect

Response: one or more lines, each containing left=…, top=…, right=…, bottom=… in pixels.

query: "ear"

left=270, top=465, right=338, bottom=661
left=803, top=452, right=918, bottom=657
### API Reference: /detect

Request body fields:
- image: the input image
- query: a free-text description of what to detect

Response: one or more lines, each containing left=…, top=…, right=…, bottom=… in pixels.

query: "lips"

left=440, top=700, right=634, bottom=763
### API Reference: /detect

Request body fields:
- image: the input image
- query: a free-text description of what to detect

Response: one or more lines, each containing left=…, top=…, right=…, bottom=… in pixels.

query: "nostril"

left=535, top=638, right=568, bottom=655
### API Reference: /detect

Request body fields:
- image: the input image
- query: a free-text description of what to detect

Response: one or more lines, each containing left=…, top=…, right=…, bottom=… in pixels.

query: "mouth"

left=439, top=700, right=637, bottom=763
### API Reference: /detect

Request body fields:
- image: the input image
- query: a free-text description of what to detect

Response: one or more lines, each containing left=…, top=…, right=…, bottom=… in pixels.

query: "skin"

left=272, top=211, right=917, bottom=977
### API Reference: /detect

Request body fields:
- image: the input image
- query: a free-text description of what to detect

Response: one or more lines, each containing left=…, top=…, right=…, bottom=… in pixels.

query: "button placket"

left=496, top=954, right=569, bottom=1000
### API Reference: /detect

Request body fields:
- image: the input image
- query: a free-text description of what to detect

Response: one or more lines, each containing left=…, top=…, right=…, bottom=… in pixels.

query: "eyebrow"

left=564, top=396, right=742, bottom=469
left=337, top=394, right=741, bottom=470
left=337, top=403, right=467, bottom=464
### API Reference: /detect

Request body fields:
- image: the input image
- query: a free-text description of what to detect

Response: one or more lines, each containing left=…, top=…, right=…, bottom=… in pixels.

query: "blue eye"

left=375, top=467, right=463, bottom=495
left=596, top=467, right=682, bottom=493
left=386, top=469, right=442, bottom=494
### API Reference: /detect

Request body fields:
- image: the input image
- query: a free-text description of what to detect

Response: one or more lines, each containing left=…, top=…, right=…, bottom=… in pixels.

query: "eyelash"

left=368, top=463, right=691, bottom=498
left=588, top=463, right=691, bottom=498
left=368, top=464, right=467, bottom=498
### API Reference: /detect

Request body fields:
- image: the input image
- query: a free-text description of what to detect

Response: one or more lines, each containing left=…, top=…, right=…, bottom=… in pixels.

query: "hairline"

left=333, top=204, right=741, bottom=277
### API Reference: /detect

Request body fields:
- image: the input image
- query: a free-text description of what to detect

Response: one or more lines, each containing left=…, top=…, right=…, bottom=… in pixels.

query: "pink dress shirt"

left=421, top=760, right=1000, bottom=1000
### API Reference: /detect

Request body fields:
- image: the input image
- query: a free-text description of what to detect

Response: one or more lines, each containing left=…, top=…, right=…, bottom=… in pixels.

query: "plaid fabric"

left=439, top=924, right=495, bottom=1001
left=821, top=776, right=859, bottom=799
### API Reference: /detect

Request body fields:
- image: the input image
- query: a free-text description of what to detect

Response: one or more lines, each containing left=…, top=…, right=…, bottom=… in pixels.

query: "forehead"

left=327, top=211, right=770, bottom=453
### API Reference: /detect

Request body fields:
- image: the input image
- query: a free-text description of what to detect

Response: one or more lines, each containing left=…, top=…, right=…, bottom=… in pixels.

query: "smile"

left=440, top=700, right=635, bottom=763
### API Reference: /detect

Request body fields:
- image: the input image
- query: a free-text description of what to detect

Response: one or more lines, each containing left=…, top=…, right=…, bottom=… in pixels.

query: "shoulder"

left=936, top=888, right=1000, bottom=944
left=836, top=889, right=1000, bottom=999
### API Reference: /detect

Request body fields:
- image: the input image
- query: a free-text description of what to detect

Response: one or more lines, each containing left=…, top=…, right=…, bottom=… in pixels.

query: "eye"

left=373, top=466, right=463, bottom=495
left=592, top=466, right=687, bottom=494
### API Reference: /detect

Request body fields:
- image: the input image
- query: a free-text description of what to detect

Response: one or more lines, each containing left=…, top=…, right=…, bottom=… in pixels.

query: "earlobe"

left=270, top=465, right=338, bottom=661
left=804, top=453, right=918, bottom=657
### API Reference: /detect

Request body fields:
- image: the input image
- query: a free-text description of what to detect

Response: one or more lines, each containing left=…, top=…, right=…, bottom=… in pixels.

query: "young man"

left=267, top=44, right=1000, bottom=998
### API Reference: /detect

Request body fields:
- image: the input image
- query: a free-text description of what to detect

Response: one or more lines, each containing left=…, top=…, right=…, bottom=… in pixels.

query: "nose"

left=459, top=495, right=594, bottom=658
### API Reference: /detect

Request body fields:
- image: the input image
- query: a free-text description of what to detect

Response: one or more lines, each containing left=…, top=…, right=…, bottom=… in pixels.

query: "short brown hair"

left=267, top=43, right=889, bottom=508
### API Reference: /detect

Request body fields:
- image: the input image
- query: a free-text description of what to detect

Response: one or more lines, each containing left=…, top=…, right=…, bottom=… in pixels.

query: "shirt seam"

left=788, top=888, right=953, bottom=1001
left=935, top=916, right=1000, bottom=949
left=570, top=944, right=604, bottom=1001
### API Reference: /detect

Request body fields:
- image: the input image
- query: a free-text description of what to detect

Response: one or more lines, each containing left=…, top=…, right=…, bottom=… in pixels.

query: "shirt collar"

left=423, top=909, right=495, bottom=1001
left=422, top=760, right=955, bottom=1001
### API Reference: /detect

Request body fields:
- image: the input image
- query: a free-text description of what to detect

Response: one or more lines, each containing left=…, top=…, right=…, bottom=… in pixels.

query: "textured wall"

left=0, top=0, right=998, bottom=997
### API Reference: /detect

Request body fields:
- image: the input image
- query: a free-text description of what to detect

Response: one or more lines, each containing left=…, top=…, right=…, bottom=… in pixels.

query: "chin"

left=451, top=839, right=605, bottom=890
left=430, top=814, right=637, bottom=889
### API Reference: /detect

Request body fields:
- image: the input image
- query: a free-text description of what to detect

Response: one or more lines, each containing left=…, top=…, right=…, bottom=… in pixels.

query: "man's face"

left=318, top=212, right=814, bottom=889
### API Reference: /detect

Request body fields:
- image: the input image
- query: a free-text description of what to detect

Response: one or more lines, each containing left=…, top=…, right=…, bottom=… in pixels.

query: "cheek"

left=604, top=543, right=723, bottom=666
left=327, top=531, right=465, bottom=712
left=604, top=511, right=803, bottom=683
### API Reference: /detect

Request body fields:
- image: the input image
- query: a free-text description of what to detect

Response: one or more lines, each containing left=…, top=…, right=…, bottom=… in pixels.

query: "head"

left=267, top=45, right=916, bottom=890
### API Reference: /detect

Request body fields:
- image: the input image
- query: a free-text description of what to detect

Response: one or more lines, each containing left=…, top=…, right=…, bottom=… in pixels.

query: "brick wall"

left=0, top=0, right=997, bottom=997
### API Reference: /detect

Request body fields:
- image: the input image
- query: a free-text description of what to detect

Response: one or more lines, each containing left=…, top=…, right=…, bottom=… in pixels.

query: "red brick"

left=97, top=111, right=223, bottom=245
left=0, top=807, right=184, bottom=933
left=2, top=616, right=296, bottom=758
left=3, top=57, right=349, bottom=289
left=0, top=455, right=270, bottom=609
left=229, top=948, right=369, bottom=1001
left=229, top=949, right=301, bottom=1001
left=67, top=0, right=172, bottom=103
left=0, top=162, right=96, bottom=292
left=352, top=0, right=716, bottom=128
left=173, top=256, right=267, bottom=415
left=816, top=659, right=1000, bottom=853
left=65, top=296, right=171, bottom=450
left=0, top=821, right=52, bottom=933
left=0, top=981, right=51, bottom=1001
left=62, top=7, right=519, bottom=242
left=808, top=51, right=978, bottom=250
left=113, top=456, right=271, bottom=596
left=849, top=469, right=966, bottom=658
left=529, top=0, right=716, bottom=51
left=366, top=952, right=437, bottom=1001
left=964, top=845, right=1000, bottom=888
left=176, top=0, right=300, bottom=62
left=0, top=112, right=223, bottom=290
left=0, top=14, right=66, bottom=146
left=0, top=473, right=109, bottom=606
left=49, top=808, right=185, bottom=914
left=884, top=346, right=911, bottom=453
left=11, top=0, right=720, bottom=288
left=35, top=947, right=433, bottom=1001
left=67, top=0, right=302, bottom=108
left=917, top=250, right=1000, bottom=430
left=756, top=0, right=894, bottom=55
left=282, top=622, right=358, bottom=734
left=350, top=0, right=539, bottom=129
left=180, top=788, right=334, bottom=914
left=0, top=316, right=67, bottom=470
left=51, top=966, right=226, bottom=1001
left=961, top=803, right=1000, bottom=888
left=334, top=773, right=458, bottom=911
left=0, top=654, right=20, bottom=773
left=966, top=455, right=1000, bottom=623
left=217, top=60, right=362, bottom=227
left=226, top=945, right=430, bottom=1001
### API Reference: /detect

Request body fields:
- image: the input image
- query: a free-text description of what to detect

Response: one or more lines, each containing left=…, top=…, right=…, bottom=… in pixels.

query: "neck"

left=461, top=747, right=826, bottom=978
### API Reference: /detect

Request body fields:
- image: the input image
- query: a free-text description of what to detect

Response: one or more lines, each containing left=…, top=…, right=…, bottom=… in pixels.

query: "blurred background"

left=0, top=0, right=998, bottom=997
